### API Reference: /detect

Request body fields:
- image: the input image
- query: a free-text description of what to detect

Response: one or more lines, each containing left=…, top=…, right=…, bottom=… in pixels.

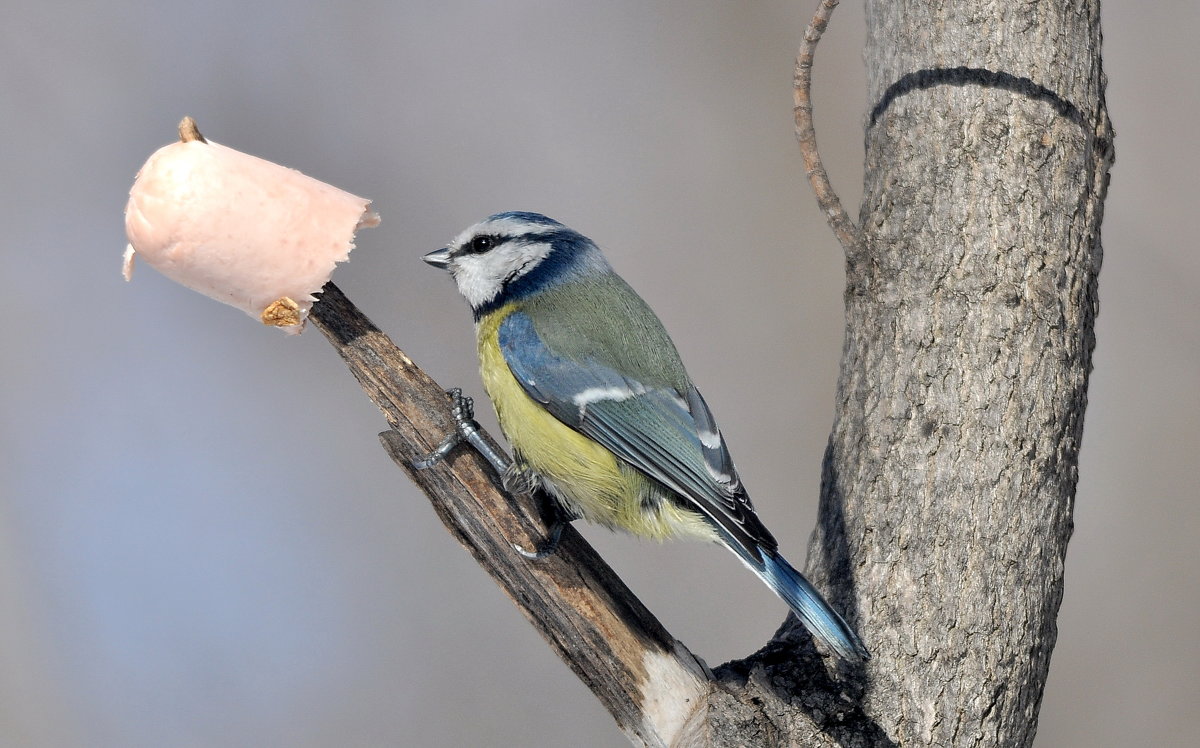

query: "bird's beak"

left=423, top=247, right=451, bottom=269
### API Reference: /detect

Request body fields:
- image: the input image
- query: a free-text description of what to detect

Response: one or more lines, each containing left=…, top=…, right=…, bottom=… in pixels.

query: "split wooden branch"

left=307, top=282, right=711, bottom=748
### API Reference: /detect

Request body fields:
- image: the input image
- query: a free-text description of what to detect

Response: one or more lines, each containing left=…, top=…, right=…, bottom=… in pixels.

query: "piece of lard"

left=123, top=117, right=379, bottom=333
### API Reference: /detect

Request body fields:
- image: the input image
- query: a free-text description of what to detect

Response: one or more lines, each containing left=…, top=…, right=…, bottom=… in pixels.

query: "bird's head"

left=424, top=212, right=610, bottom=316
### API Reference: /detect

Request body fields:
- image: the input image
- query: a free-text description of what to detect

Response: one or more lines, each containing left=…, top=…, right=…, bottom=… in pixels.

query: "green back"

left=520, top=273, right=691, bottom=394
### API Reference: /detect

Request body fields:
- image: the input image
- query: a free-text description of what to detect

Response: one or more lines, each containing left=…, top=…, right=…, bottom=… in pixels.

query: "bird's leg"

left=411, top=388, right=510, bottom=473
left=499, top=462, right=536, bottom=495
left=503, top=462, right=572, bottom=559
left=412, top=389, right=569, bottom=559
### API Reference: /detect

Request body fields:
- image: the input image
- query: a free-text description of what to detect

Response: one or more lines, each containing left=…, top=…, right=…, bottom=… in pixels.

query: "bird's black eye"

left=464, top=234, right=500, bottom=254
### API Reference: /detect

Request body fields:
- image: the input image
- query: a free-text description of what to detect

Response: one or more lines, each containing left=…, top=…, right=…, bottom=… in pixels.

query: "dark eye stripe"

left=464, top=234, right=502, bottom=254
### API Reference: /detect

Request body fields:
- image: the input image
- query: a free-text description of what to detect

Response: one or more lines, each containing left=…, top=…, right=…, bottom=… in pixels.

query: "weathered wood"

left=842, top=3, right=1110, bottom=744
left=307, top=283, right=711, bottom=747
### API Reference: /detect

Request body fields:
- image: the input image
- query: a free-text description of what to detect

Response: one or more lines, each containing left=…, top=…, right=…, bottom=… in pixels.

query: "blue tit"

left=422, top=211, right=868, bottom=663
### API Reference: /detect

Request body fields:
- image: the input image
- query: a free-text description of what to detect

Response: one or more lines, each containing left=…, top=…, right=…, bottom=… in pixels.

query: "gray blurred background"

left=1, top=1, right=1195, bottom=746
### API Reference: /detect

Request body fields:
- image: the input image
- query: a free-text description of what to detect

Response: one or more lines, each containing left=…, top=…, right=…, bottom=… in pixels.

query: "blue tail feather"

left=754, top=550, right=869, bottom=662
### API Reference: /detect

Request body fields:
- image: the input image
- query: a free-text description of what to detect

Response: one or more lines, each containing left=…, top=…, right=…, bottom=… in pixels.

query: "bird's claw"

left=410, top=433, right=457, bottom=470
left=448, top=387, right=476, bottom=424
left=513, top=519, right=566, bottom=559
left=412, top=389, right=565, bottom=560
left=412, top=388, right=509, bottom=473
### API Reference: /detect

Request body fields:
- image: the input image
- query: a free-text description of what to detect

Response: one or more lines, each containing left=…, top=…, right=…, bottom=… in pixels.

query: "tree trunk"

left=713, top=2, right=1113, bottom=746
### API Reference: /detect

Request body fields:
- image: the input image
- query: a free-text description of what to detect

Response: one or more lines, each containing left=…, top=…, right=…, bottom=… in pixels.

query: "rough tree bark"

left=309, top=1, right=1112, bottom=745
left=714, top=1, right=1113, bottom=746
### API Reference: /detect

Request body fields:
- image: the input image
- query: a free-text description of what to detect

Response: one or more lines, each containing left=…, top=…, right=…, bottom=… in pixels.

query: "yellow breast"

left=475, top=305, right=716, bottom=542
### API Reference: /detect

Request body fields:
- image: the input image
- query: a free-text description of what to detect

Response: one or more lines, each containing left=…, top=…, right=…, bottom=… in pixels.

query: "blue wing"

left=498, top=311, right=775, bottom=560
left=498, top=310, right=870, bottom=662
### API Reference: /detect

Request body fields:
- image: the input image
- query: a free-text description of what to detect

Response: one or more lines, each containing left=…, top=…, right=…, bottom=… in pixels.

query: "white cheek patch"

left=451, top=241, right=554, bottom=309
left=452, top=256, right=502, bottom=309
